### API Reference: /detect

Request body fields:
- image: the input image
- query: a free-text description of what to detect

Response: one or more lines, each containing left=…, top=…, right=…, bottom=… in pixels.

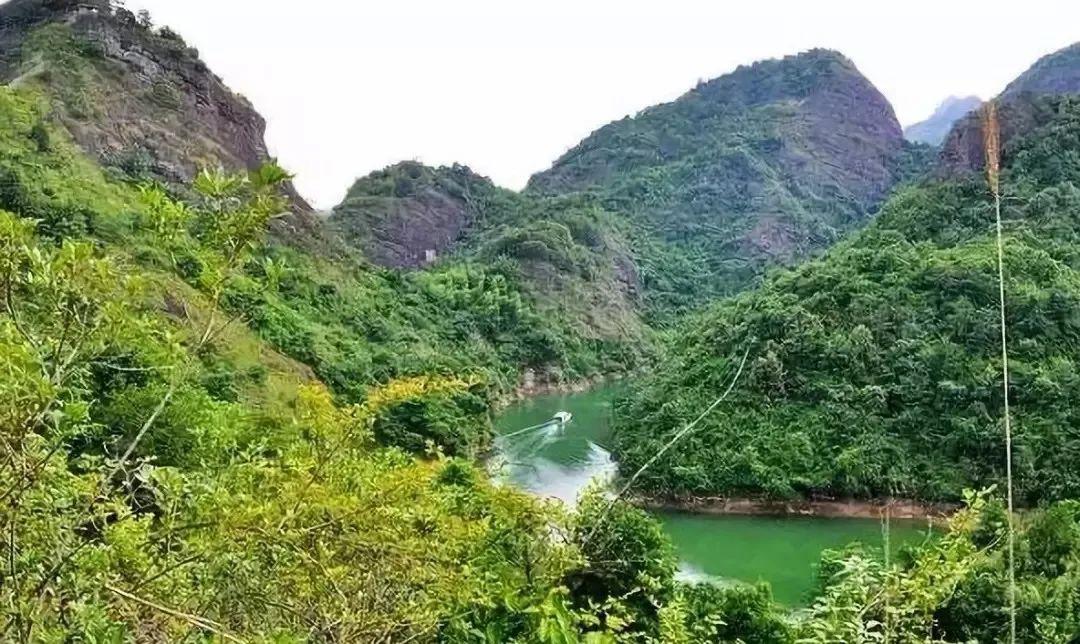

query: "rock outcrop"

left=330, top=162, right=485, bottom=269
left=939, top=42, right=1080, bottom=176
left=0, top=0, right=316, bottom=233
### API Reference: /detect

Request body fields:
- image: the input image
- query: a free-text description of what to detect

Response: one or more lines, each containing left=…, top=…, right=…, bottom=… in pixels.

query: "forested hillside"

left=331, top=161, right=648, bottom=354
left=614, top=77, right=1080, bottom=505
left=528, top=49, right=933, bottom=313
left=2, top=0, right=1079, bottom=640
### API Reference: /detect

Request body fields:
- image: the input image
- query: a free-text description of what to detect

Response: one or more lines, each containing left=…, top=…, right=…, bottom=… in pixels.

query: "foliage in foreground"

left=0, top=125, right=776, bottom=640
left=0, top=135, right=1071, bottom=644
left=0, top=164, right=563, bottom=640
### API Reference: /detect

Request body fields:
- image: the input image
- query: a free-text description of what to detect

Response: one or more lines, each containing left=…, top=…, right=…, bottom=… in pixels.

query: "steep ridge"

left=527, top=49, right=929, bottom=307
left=614, top=46, right=1080, bottom=505
left=940, top=42, right=1080, bottom=176
left=1002, top=41, right=1080, bottom=97
left=904, top=95, right=983, bottom=145
left=0, top=0, right=318, bottom=234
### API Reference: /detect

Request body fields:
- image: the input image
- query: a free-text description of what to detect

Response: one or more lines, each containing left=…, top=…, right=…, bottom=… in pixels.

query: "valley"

left=491, top=385, right=934, bottom=606
left=0, top=0, right=1078, bottom=641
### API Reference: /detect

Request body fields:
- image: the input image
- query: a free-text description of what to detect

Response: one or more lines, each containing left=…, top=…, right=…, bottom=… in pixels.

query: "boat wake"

left=493, top=417, right=615, bottom=505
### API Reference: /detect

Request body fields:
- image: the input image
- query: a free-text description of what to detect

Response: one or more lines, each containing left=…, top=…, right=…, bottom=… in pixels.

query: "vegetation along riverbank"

left=1, top=0, right=1079, bottom=640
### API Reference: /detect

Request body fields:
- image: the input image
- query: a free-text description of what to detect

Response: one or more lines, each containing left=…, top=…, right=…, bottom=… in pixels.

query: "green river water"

left=492, top=384, right=935, bottom=605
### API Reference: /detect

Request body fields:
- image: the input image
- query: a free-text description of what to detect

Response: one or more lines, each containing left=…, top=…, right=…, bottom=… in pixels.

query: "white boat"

left=552, top=411, right=572, bottom=424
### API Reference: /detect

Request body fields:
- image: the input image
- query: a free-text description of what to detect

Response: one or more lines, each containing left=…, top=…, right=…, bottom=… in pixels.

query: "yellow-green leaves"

left=138, top=184, right=193, bottom=246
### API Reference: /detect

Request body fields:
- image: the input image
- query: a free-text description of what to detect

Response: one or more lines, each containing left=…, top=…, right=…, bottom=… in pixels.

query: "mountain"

left=331, top=161, right=491, bottom=269
left=329, top=50, right=933, bottom=369
left=330, top=161, right=647, bottom=349
left=526, top=49, right=929, bottom=309
left=940, top=42, right=1080, bottom=176
left=614, top=45, right=1080, bottom=505
left=903, top=95, right=982, bottom=145
left=1002, top=41, right=1080, bottom=97
left=0, top=0, right=318, bottom=233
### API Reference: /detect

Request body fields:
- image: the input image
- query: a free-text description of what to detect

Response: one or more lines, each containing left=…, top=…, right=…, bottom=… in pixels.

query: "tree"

left=566, top=489, right=678, bottom=639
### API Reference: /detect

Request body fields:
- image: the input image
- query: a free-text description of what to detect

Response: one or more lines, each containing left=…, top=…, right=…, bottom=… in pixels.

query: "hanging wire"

left=582, top=347, right=750, bottom=546
left=983, top=100, right=1017, bottom=644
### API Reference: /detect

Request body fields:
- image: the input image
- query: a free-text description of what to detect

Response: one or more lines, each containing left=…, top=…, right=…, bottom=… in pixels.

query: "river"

left=492, top=383, right=934, bottom=605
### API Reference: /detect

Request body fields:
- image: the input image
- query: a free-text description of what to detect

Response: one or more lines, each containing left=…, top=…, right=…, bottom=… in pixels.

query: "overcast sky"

left=125, top=0, right=1079, bottom=209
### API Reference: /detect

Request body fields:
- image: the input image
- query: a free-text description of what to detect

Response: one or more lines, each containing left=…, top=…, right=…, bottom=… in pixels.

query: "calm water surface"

left=492, top=384, right=934, bottom=605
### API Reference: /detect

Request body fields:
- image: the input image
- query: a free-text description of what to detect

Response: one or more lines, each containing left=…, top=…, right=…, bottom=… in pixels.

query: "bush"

left=682, top=583, right=792, bottom=643
left=371, top=382, right=489, bottom=456
left=566, top=491, right=677, bottom=638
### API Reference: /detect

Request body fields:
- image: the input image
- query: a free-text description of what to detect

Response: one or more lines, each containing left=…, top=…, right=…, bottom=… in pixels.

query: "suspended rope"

left=583, top=347, right=750, bottom=546
left=983, top=100, right=1017, bottom=644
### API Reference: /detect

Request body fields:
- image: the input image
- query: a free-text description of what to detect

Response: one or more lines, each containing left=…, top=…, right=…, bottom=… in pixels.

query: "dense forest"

left=527, top=49, right=934, bottom=315
left=0, top=0, right=1079, bottom=641
left=613, top=95, right=1080, bottom=505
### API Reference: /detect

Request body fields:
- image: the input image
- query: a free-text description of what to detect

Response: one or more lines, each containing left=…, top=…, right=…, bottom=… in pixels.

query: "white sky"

left=126, top=0, right=1080, bottom=209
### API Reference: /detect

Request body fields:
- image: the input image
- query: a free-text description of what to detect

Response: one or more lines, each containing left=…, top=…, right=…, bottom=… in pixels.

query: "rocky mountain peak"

left=527, top=48, right=905, bottom=198
left=0, top=0, right=315, bottom=226
left=522, top=48, right=914, bottom=300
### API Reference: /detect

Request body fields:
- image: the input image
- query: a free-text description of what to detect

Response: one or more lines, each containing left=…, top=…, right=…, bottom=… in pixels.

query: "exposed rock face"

left=0, top=0, right=315, bottom=231
left=939, top=42, right=1080, bottom=176
left=330, top=162, right=485, bottom=269
left=938, top=97, right=1050, bottom=176
left=904, top=95, right=983, bottom=145
left=526, top=49, right=916, bottom=295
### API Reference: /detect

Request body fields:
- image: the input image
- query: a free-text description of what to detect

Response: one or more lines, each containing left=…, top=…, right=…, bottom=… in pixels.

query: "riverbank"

left=632, top=494, right=956, bottom=523
left=495, top=368, right=627, bottom=409
left=492, top=386, right=941, bottom=605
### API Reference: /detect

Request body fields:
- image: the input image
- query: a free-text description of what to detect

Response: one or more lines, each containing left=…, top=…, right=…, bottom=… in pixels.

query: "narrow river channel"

left=492, top=384, right=935, bottom=605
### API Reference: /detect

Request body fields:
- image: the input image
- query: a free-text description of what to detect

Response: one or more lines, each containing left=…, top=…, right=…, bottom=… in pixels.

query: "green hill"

left=330, top=161, right=647, bottom=353
left=528, top=49, right=932, bottom=311
left=3, top=1, right=1077, bottom=640
left=613, top=91, right=1080, bottom=504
